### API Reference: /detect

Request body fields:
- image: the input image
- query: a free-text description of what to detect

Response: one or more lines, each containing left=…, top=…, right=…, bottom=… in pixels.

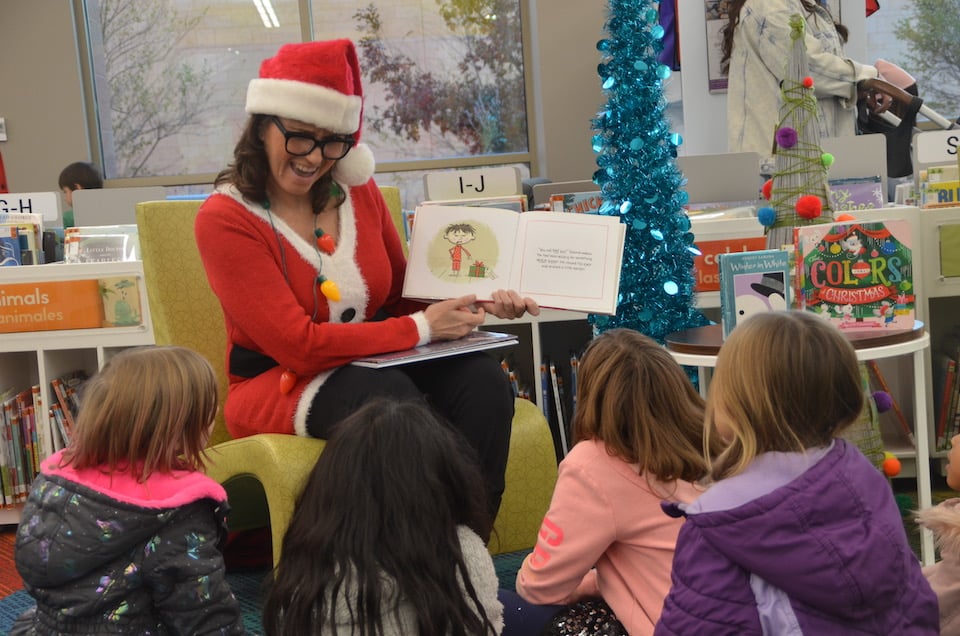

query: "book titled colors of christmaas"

left=795, top=220, right=914, bottom=333
left=403, top=205, right=626, bottom=315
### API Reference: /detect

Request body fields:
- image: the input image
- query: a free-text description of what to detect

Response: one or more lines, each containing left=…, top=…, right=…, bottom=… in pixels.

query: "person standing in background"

left=58, top=160, right=103, bottom=228
left=721, top=0, right=887, bottom=164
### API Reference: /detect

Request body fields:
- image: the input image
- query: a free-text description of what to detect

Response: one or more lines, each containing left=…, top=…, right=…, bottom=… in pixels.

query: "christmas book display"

left=718, top=248, right=792, bottom=339
left=795, top=219, right=915, bottom=333
left=403, top=204, right=626, bottom=315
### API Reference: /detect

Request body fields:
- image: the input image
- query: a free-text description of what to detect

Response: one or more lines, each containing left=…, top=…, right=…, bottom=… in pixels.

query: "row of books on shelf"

left=917, top=163, right=960, bottom=210
left=0, top=210, right=141, bottom=266
left=933, top=332, right=960, bottom=452
left=500, top=352, right=579, bottom=460
left=0, top=371, right=85, bottom=506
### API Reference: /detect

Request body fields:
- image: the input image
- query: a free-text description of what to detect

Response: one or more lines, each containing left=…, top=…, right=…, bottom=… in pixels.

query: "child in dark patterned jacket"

left=13, top=346, right=245, bottom=635
left=656, top=311, right=939, bottom=635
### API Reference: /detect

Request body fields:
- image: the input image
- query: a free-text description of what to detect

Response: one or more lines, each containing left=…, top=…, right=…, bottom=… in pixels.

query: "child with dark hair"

left=57, top=161, right=103, bottom=227
left=262, top=398, right=503, bottom=635
left=656, top=311, right=938, bottom=635
left=13, top=346, right=245, bottom=635
left=510, top=329, right=715, bottom=636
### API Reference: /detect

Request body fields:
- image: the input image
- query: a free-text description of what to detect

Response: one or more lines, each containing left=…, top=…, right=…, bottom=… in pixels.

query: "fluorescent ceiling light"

left=252, top=0, right=280, bottom=28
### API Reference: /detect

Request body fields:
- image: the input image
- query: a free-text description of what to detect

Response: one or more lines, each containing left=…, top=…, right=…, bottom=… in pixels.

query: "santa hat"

left=246, top=39, right=375, bottom=186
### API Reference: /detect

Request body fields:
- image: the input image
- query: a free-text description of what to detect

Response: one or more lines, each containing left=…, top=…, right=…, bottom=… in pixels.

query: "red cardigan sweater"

left=195, top=181, right=428, bottom=438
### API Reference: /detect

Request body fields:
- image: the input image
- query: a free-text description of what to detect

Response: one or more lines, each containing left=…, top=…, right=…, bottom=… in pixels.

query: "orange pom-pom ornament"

left=835, top=213, right=856, bottom=222
left=882, top=452, right=902, bottom=478
left=762, top=179, right=773, bottom=200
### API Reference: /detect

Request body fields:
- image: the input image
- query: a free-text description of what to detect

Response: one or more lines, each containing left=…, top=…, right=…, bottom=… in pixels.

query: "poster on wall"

left=703, top=0, right=729, bottom=93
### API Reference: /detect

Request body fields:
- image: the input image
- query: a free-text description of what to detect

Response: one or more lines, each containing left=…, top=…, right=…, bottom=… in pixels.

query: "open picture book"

left=402, top=204, right=626, bottom=315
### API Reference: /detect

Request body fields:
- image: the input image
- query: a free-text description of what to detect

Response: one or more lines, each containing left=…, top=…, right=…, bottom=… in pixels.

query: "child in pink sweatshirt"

left=511, top=329, right=717, bottom=636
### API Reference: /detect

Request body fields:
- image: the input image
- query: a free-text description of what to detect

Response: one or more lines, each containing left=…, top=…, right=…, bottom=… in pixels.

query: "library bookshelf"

left=0, top=261, right=154, bottom=525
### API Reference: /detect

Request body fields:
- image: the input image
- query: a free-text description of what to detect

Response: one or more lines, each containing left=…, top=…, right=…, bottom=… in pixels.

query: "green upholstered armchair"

left=135, top=191, right=556, bottom=565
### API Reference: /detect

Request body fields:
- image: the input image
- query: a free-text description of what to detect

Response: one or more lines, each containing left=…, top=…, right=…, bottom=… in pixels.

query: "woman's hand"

left=424, top=294, right=486, bottom=341
left=475, top=289, right=541, bottom=320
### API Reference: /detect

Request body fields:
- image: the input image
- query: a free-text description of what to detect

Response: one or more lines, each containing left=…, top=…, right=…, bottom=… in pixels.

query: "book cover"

left=0, top=225, right=21, bottom=266
left=350, top=329, right=518, bottom=369
left=796, top=220, right=915, bottom=333
left=549, top=191, right=604, bottom=214
left=403, top=205, right=626, bottom=315
left=64, top=224, right=140, bottom=263
left=718, top=248, right=792, bottom=338
left=98, top=276, right=144, bottom=327
left=827, top=176, right=884, bottom=211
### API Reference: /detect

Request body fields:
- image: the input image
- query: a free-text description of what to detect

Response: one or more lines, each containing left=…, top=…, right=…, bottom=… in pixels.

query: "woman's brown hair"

left=719, top=0, right=849, bottom=74
left=61, top=346, right=219, bottom=481
left=214, top=114, right=346, bottom=211
left=572, top=328, right=713, bottom=484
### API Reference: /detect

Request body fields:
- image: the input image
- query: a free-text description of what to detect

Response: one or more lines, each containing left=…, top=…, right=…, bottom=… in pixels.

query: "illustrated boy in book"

left=444, top=222, right=477, bottom=276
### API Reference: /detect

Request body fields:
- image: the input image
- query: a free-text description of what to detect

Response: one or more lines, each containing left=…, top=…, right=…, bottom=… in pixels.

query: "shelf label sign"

left=423, top=166, right=521, bottom=201
left=0, top=191, right=61, bottom=223
left=694, top=236, right=768, bottom=291
left=915, top=130, right=959, bottom=165
left=0, top=276, right=143, bottom=334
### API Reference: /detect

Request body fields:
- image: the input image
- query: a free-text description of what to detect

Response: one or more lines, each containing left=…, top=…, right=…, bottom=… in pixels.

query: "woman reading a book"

left=195, top=39, right=539, bottom=520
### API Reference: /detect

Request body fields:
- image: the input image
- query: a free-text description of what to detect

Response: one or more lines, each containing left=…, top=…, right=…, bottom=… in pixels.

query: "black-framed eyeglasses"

left=269, top=116, right=355, bottom=160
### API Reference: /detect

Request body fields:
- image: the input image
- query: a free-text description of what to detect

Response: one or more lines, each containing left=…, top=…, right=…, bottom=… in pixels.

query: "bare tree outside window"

left=86, top=0, right=216, bottom=178
left=353, top=0, right=528, bottom=159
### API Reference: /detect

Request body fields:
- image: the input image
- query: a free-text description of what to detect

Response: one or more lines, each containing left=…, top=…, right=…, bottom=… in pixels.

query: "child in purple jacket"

left=656, top=311, right=938, bottom=635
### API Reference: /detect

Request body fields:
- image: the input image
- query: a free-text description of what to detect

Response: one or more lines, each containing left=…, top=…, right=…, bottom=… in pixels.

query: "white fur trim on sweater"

left=411, top=311, right=431, bottom=346
left=247, top=78, right=361, bottom=134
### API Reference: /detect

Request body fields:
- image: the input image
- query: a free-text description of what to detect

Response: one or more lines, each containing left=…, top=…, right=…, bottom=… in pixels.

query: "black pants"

left=305, top=352, right=514, bottom=517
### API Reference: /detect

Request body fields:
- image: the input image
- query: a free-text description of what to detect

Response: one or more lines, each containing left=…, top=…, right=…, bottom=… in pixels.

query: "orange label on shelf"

left=694, top=236, right=768, bottom=291
left=0, top=279, right=106, bottom=333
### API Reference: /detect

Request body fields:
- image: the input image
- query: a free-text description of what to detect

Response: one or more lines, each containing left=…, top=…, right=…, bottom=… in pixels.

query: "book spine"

left=50, top=378, right=76, bottom=437
left=31, top=384, right=48, bottom=461
left=549, top=361, right=568, bottom=456
left=50, top=404, right=70, bottom=448
left=0, top=402, right=11, bottom=506
left=937, top=358, right=957, bottom=450
left=539, top=363, right=551, bottom=422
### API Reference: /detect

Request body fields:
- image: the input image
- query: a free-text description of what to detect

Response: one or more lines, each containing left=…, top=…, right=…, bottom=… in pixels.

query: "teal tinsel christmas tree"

left=590, top=0, right=708, bottom=342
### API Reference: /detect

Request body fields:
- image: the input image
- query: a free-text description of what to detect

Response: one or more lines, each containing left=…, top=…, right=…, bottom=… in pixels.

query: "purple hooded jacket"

left=655, top=440, right=938, bottom=635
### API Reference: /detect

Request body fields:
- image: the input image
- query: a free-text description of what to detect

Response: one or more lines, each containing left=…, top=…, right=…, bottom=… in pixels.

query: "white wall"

left=0, top=2, right=90, bottom=195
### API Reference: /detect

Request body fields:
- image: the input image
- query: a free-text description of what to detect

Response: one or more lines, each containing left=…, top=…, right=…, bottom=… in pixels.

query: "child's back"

left=12, top=346, right=245, bottom=635
left=656, top=311, right=938, bottom=635
left=515, top=329, right=713, bottom=636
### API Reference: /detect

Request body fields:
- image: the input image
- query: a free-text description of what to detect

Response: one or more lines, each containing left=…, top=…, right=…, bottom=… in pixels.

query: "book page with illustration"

left=403, top=205, right=625, bottom=315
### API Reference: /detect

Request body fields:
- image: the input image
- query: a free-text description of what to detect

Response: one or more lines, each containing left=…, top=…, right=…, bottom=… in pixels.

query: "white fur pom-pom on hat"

left=332, top=142, right=375, bottom=186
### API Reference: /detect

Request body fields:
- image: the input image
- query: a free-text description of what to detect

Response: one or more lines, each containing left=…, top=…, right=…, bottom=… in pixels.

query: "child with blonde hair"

left=13, top=346, right=245, bottom=635
left=510, top=328, right=716, bottom=636
left=916, top=431, right=960, bottom=635
left=656, top=311, right=938, bottom=635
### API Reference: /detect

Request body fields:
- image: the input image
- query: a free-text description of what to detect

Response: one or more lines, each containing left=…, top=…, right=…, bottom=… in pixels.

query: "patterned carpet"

left=0, top=525, right=529, bottom=636
left=0, top=479, right=947, bottom=635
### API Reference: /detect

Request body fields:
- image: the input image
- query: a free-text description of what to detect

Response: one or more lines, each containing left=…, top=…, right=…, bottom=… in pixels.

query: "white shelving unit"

left=0, top=261, right=155, bottom=525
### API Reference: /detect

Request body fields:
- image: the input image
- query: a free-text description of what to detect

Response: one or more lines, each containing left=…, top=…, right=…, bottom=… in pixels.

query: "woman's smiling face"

left=263, top=117, right=336, bottom=198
